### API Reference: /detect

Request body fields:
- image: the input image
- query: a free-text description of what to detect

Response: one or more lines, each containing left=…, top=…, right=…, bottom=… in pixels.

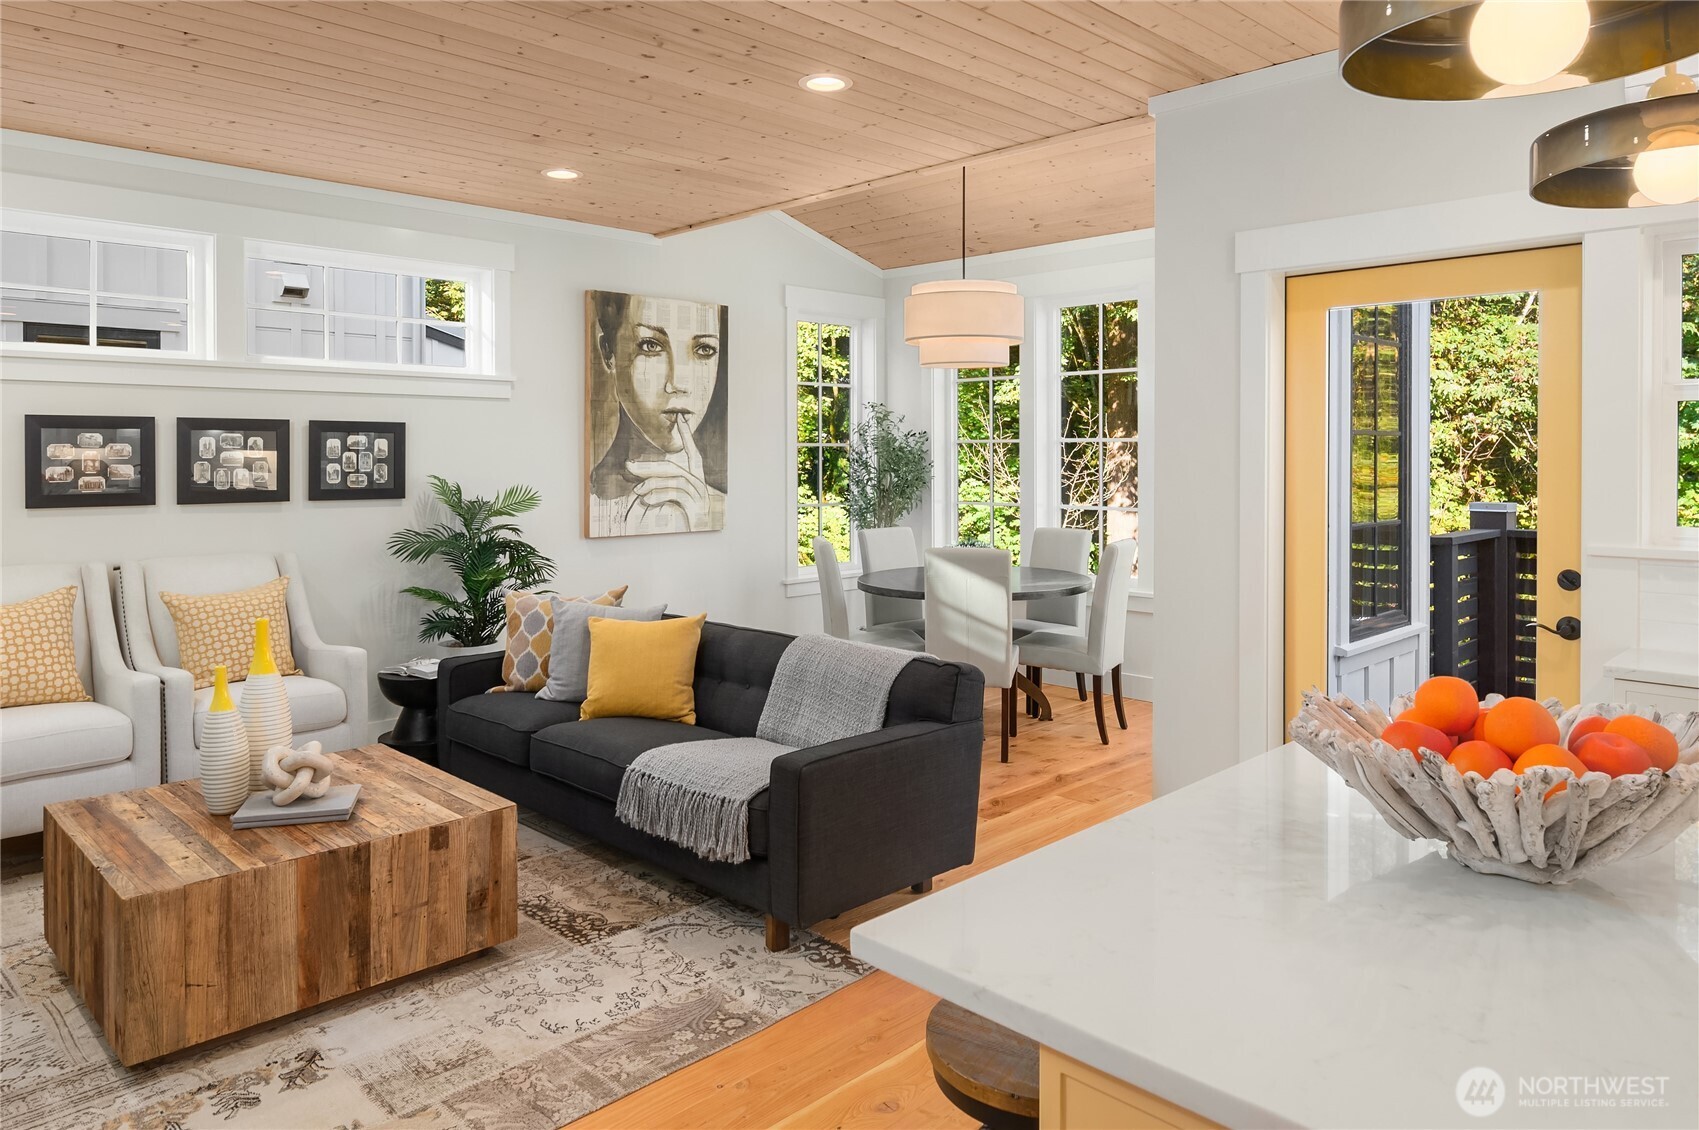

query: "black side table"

left=377, top=672, right=439, bottom=762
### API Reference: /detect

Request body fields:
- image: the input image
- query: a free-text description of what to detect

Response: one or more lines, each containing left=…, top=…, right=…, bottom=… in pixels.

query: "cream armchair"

left=117, top=552, right=367, bottom=782
left=1, top=563, right=161, bottom=836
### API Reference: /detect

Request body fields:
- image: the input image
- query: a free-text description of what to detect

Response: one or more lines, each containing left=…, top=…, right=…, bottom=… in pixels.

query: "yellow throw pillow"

left=0, top=585, right=91, bottom=708
left=580, top=614, right=704, bottom=724
left=160, top=576, right=299, bottom=689
left=493, top=585, right=628, bottom=693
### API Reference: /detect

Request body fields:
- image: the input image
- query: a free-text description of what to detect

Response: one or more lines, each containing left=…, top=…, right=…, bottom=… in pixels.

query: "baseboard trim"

left=1035, top=668, right=1153, bottom=703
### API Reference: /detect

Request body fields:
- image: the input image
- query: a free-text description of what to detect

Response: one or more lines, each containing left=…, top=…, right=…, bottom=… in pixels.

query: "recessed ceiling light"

left=801, top=73, right=851, bottom=93
left=543, top=167, right=581, bottom=180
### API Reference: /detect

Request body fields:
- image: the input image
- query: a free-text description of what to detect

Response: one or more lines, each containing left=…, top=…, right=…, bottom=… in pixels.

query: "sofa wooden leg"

left=999, top=687, right=1010, bottom=763
left=1091, top=675, right=1108, bottom=745
left=1111, top=664, right=1127, bottom=729
left=764, top=915, right=791, bottom=952
left=911, top=878, right=934, bottom=893
left=1076, top=672, right=1087, bottom=701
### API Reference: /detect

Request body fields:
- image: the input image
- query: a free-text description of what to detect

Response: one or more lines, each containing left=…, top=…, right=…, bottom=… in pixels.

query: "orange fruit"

left=1603, top=715, right=1679, bottom=773
left=1381, top=719, right=1455, bottom=761
left=1410, top=675, right=1480, bottom=735
left=1514, top=744, right=1588, bottom=798
left=1574, top=732, right=1655, bottom=778
left=1482, top=697, right=1560, bottom=757
left=1463, top=711, right=1491, bottom=744
left=1565, top=715, right=1609, bottom=753
left=1448, top=740, right=1513, bottom=778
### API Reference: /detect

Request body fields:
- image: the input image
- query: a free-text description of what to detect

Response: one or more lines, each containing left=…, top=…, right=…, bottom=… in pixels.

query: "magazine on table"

left=378, top=657, right=440, bottom=679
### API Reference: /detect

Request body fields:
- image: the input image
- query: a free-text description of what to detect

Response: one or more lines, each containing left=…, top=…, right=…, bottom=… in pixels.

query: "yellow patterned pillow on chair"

left=0, top=585, right=91, bottom=708
left=160, top=576, right=299, bottom=689
left=492, top=585, right=627, bottom=693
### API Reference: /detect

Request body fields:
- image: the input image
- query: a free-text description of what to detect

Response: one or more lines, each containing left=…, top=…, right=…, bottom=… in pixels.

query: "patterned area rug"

left=1, top=814, right=868, bottom=1129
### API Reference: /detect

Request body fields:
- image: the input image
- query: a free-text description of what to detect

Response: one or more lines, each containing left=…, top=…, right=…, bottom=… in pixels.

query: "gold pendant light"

left=903, top=169, right=1023, bottom=370
left=1531, top=67, right=1699, bottom=207
left=1339, top=1, right=1697, bottom=101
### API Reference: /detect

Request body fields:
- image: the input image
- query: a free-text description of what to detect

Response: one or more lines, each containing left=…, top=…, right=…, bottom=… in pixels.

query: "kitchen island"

left=851, top=745, right=1698, bottom=1129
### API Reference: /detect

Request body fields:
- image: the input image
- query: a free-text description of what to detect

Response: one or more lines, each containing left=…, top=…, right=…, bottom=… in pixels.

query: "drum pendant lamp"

left=903, top=168, right=1024, bottom=369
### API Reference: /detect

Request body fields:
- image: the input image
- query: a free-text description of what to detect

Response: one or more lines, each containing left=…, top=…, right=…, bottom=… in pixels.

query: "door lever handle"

left=1525, top=616, right=1581, bottom=641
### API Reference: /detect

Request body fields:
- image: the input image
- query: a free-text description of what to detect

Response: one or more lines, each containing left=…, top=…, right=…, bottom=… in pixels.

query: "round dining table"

left=856, top=565, right=1093, bottom=720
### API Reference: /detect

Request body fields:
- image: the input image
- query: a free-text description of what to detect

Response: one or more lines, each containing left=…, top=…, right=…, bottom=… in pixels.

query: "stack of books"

left=231, top=784, right=361, bottom=828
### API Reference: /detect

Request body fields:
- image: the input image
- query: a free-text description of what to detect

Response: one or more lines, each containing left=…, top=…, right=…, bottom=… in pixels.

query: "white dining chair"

left=1015, top=527, right=1092, bottom=705
left=1016, top=539, right=1136, bottom=745
left=924, top=546, right=1017, bottom=762
left=859, top=526, right=926, bottom=636
left=813, top=538, right=923, bottom=651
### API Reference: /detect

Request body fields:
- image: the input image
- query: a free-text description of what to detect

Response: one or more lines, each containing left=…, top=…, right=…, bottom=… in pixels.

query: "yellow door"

left=1284, top=247, right=1581, bottom=720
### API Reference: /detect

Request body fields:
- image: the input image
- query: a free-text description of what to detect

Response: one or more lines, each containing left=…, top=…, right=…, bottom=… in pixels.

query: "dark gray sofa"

left=436, top=620, right=985, bottom=950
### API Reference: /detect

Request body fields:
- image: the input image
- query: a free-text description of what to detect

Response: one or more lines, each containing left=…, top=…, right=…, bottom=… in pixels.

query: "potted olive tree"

left=387, top=475, right=556, bottom=652
left=846, top=403, right=931, bottom=529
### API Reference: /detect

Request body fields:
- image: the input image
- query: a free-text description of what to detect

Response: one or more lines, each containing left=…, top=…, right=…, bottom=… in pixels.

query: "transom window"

left=954, top=348, right=1022, bottom=561
left=1059, top=300, right=1139, bottom=574
left=2, top=216, right=206, bottom=355
left=245, top=242, right=485, bottom=372
left=796, top=321, right=853, bottom=567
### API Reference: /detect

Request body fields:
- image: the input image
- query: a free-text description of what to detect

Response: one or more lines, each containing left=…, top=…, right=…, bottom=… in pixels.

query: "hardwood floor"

left=570, top=685, right=1154, bottom=1130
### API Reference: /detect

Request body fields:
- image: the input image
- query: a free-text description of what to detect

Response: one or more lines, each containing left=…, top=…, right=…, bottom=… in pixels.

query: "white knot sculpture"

left=261, top=741, right=335, bottom=806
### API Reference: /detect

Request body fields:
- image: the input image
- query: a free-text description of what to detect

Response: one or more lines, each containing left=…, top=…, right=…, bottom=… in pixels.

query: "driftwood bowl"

left=1290, top=691, right=1699, bottom=884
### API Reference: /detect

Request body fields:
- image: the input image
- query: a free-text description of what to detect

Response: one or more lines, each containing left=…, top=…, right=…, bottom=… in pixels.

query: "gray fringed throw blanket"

left=615, top=633, right=920, bottom=863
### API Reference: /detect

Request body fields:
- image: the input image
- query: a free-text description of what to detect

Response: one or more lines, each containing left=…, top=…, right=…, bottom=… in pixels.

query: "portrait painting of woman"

left=585, top=289, right=729, bottom=537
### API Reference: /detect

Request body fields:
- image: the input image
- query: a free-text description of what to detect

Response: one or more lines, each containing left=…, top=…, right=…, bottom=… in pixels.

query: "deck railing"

left=1429, top=504, right=1537, bottom=699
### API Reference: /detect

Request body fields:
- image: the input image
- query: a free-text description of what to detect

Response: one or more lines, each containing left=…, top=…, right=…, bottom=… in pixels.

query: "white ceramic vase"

left=199, top=665, right=250, bottom=815
left=238, top=617, right=294, bottom=792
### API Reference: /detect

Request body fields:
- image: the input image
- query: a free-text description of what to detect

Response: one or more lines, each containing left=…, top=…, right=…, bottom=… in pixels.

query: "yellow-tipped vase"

left=237, top=617, right=293, bottom=792
left=199, top=666, right=250, bottom=815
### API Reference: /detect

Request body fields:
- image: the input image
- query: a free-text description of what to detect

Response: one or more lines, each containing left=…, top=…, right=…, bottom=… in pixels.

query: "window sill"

left=0, top=349, right=513, bottom=400
left=781, top=568, right=863, bottom=599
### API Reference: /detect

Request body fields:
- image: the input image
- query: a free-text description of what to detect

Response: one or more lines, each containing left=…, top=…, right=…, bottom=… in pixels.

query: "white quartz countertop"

left=851, top=745, right=1699, bottom=1130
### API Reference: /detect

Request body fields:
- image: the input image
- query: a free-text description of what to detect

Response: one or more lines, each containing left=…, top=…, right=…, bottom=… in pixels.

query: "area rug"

left=0, top=814, right=869, bottom=1130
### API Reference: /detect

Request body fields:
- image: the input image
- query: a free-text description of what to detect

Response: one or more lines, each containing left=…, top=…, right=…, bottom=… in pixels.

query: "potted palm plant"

left=387, top=475, right=556, bottom=650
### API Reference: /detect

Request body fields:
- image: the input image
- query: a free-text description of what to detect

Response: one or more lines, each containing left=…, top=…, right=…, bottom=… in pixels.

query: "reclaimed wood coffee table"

left=41, top=744, right=516, bottom=1066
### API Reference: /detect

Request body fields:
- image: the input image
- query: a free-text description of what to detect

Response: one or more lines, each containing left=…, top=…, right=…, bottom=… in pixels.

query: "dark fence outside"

left=1429, top=504, right=1537, bottom=699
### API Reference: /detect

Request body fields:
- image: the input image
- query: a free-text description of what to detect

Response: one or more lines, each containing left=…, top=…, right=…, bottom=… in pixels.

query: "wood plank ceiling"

left=0, top=2, right=1338, bottom=268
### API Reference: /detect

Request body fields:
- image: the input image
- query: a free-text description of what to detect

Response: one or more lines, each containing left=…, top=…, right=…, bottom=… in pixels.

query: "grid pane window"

left=245, top=255, right=468, bottom=369
left=2, top=228, right=192, bottom=351
left=1058, top=301, right=1138, bottom=574
left=1677, top=253, right=1698, bottom=527
left=955, top=347, right=1021, bottom=561
left=796, top=322, right=853, bottom=566
left=1346, top=304, right=1411, bottom=636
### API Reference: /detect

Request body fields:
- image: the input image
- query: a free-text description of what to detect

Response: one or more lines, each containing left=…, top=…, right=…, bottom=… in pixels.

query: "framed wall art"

left=176, top=417, right=291, bottom=504
left=307, top=420, right=406, bottom=500
left=585, top=289, right=728, bottom=538
left=24, top=415, right=157, bottom=508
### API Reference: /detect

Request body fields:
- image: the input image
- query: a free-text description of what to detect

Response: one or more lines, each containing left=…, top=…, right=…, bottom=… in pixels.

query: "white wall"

left=881, top=231, right=1158, bottom=700
left=0, top=135, right=884, bottom=731
left=1151, top=56, right=1699, bottom=794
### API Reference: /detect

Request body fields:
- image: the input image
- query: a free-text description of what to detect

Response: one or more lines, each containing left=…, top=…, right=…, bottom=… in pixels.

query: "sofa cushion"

left=530, top=718, right=771, bottom=856
left=446, top=692, right=581, bottom=767
left=192, top=674, right=346, bottom=745
left=691, top=621, right=793, bottom=736
left=160, top=576, right=300, bottom=689
left=1, top=585, right=91, bottom=708
left=1, top=701, right=132, bottom=783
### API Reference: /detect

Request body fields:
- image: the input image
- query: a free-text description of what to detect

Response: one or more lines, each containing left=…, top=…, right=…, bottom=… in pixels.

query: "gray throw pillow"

left=537, top=599, right=667, bottom=702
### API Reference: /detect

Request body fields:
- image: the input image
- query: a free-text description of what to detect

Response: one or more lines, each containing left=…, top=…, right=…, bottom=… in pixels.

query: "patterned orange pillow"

left=0, top=585, right=91, bottom=708
left=493, top=586, right=627, bottom=692
left=160, top=576, right=300, bottom=689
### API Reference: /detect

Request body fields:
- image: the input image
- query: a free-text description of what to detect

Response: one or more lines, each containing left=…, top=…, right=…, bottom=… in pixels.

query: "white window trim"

left=243, top=238, right=497, bottom=377
left=782, top=286, right=883, bottom=592
left=1644, top=231, right=1699, bottom=549
left=1, top=210, right=216, bottom=360
left=932, top=284, right=1153, bottom=601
